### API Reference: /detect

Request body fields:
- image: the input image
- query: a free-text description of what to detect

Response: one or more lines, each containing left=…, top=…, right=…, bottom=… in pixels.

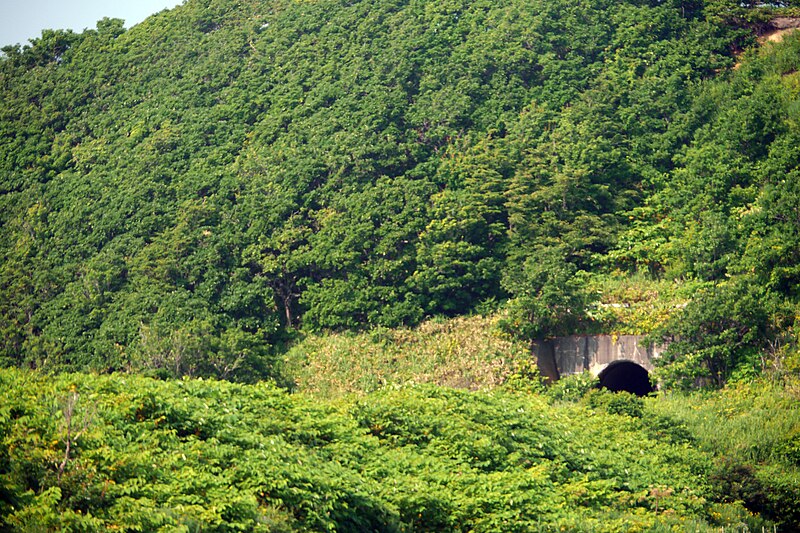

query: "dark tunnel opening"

left=597, top=361, right=654, bottom=397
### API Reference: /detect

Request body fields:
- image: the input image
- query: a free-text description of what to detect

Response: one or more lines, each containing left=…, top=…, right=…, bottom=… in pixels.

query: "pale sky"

left=0, top=0, right=185, bottom=48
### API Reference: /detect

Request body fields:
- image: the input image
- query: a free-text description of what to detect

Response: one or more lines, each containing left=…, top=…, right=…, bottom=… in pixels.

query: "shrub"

left=586, top=389, right=644, bottom=418
left=546, top=371, right=598, bottom=403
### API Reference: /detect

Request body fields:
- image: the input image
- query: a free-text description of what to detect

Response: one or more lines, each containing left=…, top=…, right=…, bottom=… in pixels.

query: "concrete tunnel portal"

left=532, top=334, right=663, bottom=395
left=597, top=360, right=654, bottom=397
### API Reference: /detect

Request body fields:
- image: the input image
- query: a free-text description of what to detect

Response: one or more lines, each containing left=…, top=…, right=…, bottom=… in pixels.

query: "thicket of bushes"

left=2, top=368, right=798, bottom=530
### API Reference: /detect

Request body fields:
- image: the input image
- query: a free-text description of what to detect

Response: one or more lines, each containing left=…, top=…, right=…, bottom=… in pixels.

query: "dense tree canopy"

left=1, top=0, right=799, bottom=385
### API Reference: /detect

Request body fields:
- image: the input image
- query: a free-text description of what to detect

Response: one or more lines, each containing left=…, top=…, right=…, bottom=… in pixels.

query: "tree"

left=653, top=279, right=787, bottom=389
left=500, top=247, right=592, bottom=342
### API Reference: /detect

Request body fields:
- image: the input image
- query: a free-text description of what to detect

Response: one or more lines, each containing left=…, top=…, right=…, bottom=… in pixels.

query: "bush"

left=1, top=368, right=793, bottom=531
left=708, top=457, right=768, bottom=515
left=586, top=389, right=644, bottom=418
left=546, top=371, right=598, bottom=403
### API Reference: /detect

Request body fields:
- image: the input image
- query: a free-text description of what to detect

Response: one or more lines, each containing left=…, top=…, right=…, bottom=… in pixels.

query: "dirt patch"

left=762, top=27, right=800, bottom=43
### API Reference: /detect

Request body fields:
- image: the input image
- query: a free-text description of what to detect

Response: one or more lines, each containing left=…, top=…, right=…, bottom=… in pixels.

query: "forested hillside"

left=5, top=1, right=800, bottom=530
left=1, top=0, right=800, bottom=386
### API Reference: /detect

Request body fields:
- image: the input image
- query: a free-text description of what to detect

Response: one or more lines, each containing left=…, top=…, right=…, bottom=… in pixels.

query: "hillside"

left=4, top=1, right=800, bottom=528
left=7, top=0, right=800, bottom=385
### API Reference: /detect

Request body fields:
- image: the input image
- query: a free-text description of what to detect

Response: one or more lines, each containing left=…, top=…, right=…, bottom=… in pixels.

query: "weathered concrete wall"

left=533, top=335, right=666, bottom=382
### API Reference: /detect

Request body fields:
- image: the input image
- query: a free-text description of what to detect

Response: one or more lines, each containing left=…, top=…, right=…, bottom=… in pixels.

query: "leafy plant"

left=3, top=368, right=793, bottom=530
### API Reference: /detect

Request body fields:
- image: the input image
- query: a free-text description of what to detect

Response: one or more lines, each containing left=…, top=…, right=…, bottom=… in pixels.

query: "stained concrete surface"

left=532, top=334, right=665, bottom=383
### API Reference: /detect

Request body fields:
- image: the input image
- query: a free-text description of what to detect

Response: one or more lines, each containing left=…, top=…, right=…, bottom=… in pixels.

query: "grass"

left=645, top=377, right=800, bottom=528
left=1, top=368, right=785, bottom=531
left=283, top=273, right=706, bottom=397
left=278, top=290, right=800, bottom=527
left=647, top=377, right=800, bottom=465
left=283, top=315, right=531, bottom=396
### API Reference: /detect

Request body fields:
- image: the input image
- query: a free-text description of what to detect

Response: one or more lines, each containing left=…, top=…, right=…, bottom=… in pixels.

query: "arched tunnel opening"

left=597, top=360, right=654, bottom=397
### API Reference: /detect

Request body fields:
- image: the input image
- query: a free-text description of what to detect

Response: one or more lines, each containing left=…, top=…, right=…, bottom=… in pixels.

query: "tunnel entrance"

left=597, top=360, right=654, bottom=396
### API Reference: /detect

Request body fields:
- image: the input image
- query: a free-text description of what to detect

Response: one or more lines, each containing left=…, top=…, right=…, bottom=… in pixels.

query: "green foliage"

left=2, top=0, right=800, bottom=391
left=545, top=371, right=599, bottom=403
left=6, top=1, right=800, bottom=527
left=586, top=273, right=695, bottom=335
left=586, top=389, right=645, bottom=418
left=621, top=32, right=800, bottom=388
left=708, top=457, right=769, bottom=517
left=3, top=368, right=791, bottom=531
left=647, top=379, right=800, bottom=527
left=653, top=279, right=780, bottom=389
left=500, top=248, right=594, bottom=341
left=0, top=0, right=755, bottom=378
left=284, top=315, right=526, bottom=396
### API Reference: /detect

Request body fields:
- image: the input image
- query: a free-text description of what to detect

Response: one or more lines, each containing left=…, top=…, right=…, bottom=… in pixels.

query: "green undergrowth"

left=2, top=368, right=797, bottom=531
left=648, top=378, right=800, bottom=527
